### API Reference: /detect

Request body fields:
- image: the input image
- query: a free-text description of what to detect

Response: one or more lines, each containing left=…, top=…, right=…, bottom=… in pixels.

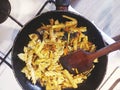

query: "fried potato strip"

left=18, top=15, right=97, bottom=90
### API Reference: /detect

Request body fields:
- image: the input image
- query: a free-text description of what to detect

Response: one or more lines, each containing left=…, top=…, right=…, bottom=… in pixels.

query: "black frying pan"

left=12, top=10, right=107, bottom=90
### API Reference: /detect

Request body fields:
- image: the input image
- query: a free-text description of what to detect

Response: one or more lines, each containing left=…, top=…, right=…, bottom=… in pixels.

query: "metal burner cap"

left=0, top=0, right=11, bottom=23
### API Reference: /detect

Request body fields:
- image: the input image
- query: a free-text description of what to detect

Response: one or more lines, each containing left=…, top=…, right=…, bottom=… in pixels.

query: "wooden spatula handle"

left=89, top=40, right=120, bottom=61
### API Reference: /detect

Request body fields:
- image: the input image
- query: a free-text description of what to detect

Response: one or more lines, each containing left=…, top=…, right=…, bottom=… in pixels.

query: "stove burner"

left=0, top=0, right=11, bottom=23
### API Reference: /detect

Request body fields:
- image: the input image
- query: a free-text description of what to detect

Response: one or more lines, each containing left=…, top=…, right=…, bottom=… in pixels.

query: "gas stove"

left=0, top=0, right=120, bottom=90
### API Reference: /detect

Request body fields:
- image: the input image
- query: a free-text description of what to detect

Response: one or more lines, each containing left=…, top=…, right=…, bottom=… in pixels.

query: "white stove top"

left=0, top=0, right=120, bottom=90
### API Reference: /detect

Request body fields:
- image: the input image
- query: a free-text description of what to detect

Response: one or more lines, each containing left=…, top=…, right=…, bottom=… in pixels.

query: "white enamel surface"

left=0, top=0, right=120, bottom=90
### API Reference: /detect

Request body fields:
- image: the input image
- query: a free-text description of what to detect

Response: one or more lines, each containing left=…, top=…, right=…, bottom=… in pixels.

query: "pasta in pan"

left=18, top=15, right=97, bottom=90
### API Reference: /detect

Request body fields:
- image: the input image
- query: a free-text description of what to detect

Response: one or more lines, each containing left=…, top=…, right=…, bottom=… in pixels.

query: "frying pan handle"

left=55, top=0, right=71, bottom=11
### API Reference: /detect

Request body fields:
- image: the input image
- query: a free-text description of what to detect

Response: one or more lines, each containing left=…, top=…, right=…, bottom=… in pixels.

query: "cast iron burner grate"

left=0, top=0, right=55, bottom=68
left=0, top=0, right=119, bottom=90
left=0, top=0, right=71, bottom=68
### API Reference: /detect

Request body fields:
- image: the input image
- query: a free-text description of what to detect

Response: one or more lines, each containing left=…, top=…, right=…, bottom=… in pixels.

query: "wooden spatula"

left=59, top=40, right=120, bottom=74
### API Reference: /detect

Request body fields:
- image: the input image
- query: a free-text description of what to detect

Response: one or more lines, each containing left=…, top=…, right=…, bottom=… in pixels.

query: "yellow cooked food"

left=18, top=15, right=97, bottom=90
